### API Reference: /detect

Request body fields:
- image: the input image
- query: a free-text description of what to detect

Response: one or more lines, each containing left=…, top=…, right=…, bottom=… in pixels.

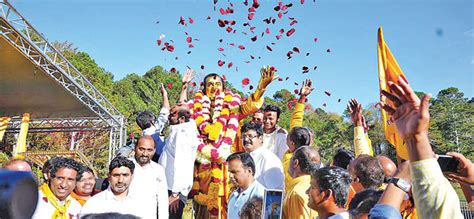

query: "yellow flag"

left=377, top=27, right=409, bottom=161
left=13, top=113, right=30, bottom=159
left=0, top=117, right=12, bottom=141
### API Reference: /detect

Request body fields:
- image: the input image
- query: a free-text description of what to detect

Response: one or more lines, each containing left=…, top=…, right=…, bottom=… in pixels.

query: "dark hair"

left=240, top=196, right=263, bottom=219
left=263, top=105, right=282, bottom=119
left=293, top=146, right=321, bottom=174
left=348, top=188, right=383, bottom=216
left=203, top=73, right=224, bottom=92
left=136, top=111, right=155, bottom=130
left=78, top=166, right=94, bottom=180
left=175, top=103, right=191, bottom=122
left=42, top=158, right=52, bottom=174
left=49, top=157, right=83, bottom=181
left=289, top=127, right=311, bottom=148
left=353, top=156, right=385, bottom=189
left=240, top=122, right=263, bottom=137
left=109, top=156, right=135, bottom=174
left=311, top=166, right=352, bottom=208
left=226, top=152, right=256, bottom=176
left=81, top=213, right=140, bottom=219
left=333, top=148, right=355, bottom=169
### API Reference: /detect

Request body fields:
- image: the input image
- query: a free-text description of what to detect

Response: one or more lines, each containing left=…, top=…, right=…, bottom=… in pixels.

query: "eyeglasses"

left=241, top=135, right=259, bottom=140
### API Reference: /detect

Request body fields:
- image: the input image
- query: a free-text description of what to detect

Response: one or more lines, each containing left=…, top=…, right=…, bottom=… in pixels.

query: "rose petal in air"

left=201, top=65, right=205, bottom=70
left=238, top=45, right=246, bottom=50
left=292, top=47, right=300, bottom=53
left=228, top=62, right=233, bottom=68
left=242, top=78, right=250, bottom=86
left=286, top=28, right=295, bottom=37
left=189, top=17, right=194, bottom=24
left=324, top=91, right=331, bottom=96
left=251, top=36, right=258, bottom=41
left=218, top=60, right=225, bottom=67
left=248, top=13, right=255, bottom=20
left=170, top=67, right=176, bottom=73
left=218, top=48, right=224, bottom=51
left=186, top=37, right=192, bottom=43
left=168, top=83, right=173, bottom=89
left=266, top=45, right=273, bottom=51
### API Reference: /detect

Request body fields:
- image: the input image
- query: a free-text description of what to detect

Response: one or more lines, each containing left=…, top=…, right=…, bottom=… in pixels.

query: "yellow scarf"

left=39, top=183, right=72, bottom=219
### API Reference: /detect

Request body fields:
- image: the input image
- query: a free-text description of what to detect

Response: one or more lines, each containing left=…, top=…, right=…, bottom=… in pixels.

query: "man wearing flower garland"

left=190, top=66, right=278, bottom=218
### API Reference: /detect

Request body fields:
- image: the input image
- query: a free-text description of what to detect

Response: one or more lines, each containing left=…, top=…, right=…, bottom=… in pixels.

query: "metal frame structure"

left=0, top=0, right=126, bottom=163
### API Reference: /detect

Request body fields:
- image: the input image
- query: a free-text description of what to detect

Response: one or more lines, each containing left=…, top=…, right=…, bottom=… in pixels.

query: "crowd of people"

left=1, top=68, right=473, bottom=219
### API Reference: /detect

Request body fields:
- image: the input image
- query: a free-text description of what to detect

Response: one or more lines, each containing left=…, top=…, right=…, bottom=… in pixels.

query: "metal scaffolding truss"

left=0, top=0, right=126, bottom=162
left=0, top=0, right=122, bottom=128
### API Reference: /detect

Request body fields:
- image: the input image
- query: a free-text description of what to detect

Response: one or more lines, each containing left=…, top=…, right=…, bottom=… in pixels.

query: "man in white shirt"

left=81, top=156, right=142, bottom=217
left=262, top=105, right=288, bottom=159
left=159, top=103, right=199, bottom=219
left=128, top=135, right=169, bottom=219
left=227, top=152, right=266, bottom=219
left=241, top=122, right=285, bottom=190
left=32, top=157, right=82, bottom=219
left=307, top=166, right=352, bottom=219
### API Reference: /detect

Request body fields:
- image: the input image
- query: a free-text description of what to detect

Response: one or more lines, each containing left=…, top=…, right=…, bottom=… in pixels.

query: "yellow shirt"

left=282, top=150, right=294, bottom=191
left=353, top=126, right=373, bottom=157
left=411, top=158, right=462, bottom=218
left=283, top=102, right=306, bottom=191
left=283, top=175, right=318, bottom=219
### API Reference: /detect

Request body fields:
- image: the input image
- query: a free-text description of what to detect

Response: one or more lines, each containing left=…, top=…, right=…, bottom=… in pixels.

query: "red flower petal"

left=249, top=85, right=254, bottom=90
left=324, top=91, right=331, bottom=96
left=301, top=0, right=305, bottom=3
left=226, top=7, right=234, bottom=14
left=200, top=65, right=205, bottom=70
left=276, top=35, right=281, bottom=40
left=167, top=83, right=173, bottom=89
left=278, top=12, right=283, bottom=19
left=189, top=17, right=194, bottom=24
left=286, top=28, right=296, bottom=37
left=265, top=28, right=270, bottom=34
left=292, top=47, right=300, bottom=53
left=206, top=16, right=211, bottom=20
left=248, top=7, right=255, bottom=12
left=238, top=45, right=246, bottom=50
left=229, top=43, right=235, bottom=46
left=338, top=99, right=342, bottom=102
left=226, top=27, right=233, bottom=32
left=218, top=48, right=224, bottom=51
left=178, top=16, right=186, bottom=25
left=251, top=36, right=257, bottom=41
left=157, top=39, right=162, bottom=46
left=170, top=67, right=176, bottom=73
left=166, top=44, right=175, bottom=52
left=326, top=49, right=331, bottom=53
left=230, top=20, right=236, bottom=25
left=227, top=62, right=233, bottom=68
left=290, top=20, right=298, bottom=26
left=218, top=19, right=226, bottom=27
left=252, top=0, right=260, bottom=8
left=294, top=89, right=299, bottom=94
left=188, top=44, right=194, bottom=48
left=314, top=37, right=318, bottom=43
left=278, top=77, right=283, bottom=81
left=279, top=28, right=285, bottom=34
left=248, top=13, right=255, bottom=20
left=266, top=45, right=273, bottom=51
left=285, top=76, right=289, bottom=80
left=222, top=75, right=227, bottom=81
left=186, top=37, right=192, bottom=43
left=219, top=8, right=227, bottom=15
left=218, top=60, right=225, bottom=67
left=242, top=78, right=250, bottom=86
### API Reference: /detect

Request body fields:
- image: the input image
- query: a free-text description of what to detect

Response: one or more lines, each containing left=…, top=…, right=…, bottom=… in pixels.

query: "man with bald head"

left=376, top=155, right=397, bottom=182
left=2, top=159, right=32, bottom=172
left=128, top=135, right=169, bottom=218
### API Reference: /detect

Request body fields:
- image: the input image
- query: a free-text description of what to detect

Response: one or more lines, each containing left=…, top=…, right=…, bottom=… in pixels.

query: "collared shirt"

left=250, top=147, right=285, bottom=190
left=32, top=189, right=82, bottom=219
left=410, top=158, right=463, bottom=218
left=80, top=187, right=141, bottom=217
left=142, top=107, right=169, bottom=155
left=353, top=126, right=373, bottom=157
left=262, top=126, right=288, bottom=160
left=128, top=158, right=169, bottom=219
left=228, top=180, right=266, bottom=219
left=283, top=175, right=318, bottom=219
left=158, top=119, right=199, bottom=196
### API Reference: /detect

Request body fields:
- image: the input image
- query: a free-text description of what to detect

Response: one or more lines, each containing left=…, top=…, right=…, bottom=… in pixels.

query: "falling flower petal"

left=230, top=20, right=236, bottom=25
left=324, top=91, right=331, bottom=96
left=249, top=85, right=254, bottom=90
left=218, top=60, right=225, bottom=66
left=178, top=16, right=186, bottom=25
left=285, top=76, right=289, bottom=80
left=323, top=103, right=327, bottom=107
left=266, top=45, right=273, bottom=51
left=327, top=49, right=331, bottom=53
left=279, top=28, right=285, bottom=34
left=229, top=43, right=235, bottom=46
left=306, top=52, right=310, bottom=56
left=286, top=28, right=296, bottom=37
left=250, top=55, right=255, bottom=59
left=218, top=19, right=226, bottom=27
left=301, top=0, right=305, bottom=3
left=252, top=0, right=260, bottom=8
left=168, top=83, right=173, bottom=89
left=278, top=77, right=283, bottom=81
left=187, top=51, right=191, bottom=54
left=218, top=48, right=224, bottom=51
left=248, top=13, right=255, bottom=20
left=278, top=12, right=283, bottom=18
left=166, top=44, right=174, bottom=52
left=206, top=16, right=211, bottom=20
left=314, top=37, right=318, bottom=43
left=276, top=35, right=281, bottom=40
left=248, top=7, right=255, bottom=12
left=189, top=17, right=194, bottom=24
left=186, top=37, right=192, bottom=43
left=313, top=66, right=317, bottom=70
left=242, top=78, right=250, bottom=86
left=226, top=27, right=233, bottom=32
left=228, top=62, right=233, bottom=68
left=274, top=6, right=280, bottom=11
left=201, top=65, right=205, bottom=70
left=265, top=28, right=270, bottom=34
left=188, top=44, right=194, bottom=48
left=222, top=75, right=227, bottom=81
left=220, top=8, right=227, bottom=15
left=292, top=47, right=300, bottom=53
left=290, top=20, right=298, bottom=26
left=157, top=39, right=162, bottom=46
left=251, top=36, right=258, bottom=41
left=170, top=67, right=176, bottom=73
left=338, top=99, right=342, bottom=102
left=294, top=89, right=299, bottom=94
left=226, top=7, right=234, bottom=14
left=238, top=45, right=246, bottom=50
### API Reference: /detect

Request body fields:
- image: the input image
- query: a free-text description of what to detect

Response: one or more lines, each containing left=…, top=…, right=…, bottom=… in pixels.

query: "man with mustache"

left=71, top=166, right=97, bottom=206
left=32, top=157, right=83, bottom=219
left=128, top=135, right=169, bottom=218
left=80, top=156, right=141, bottom=217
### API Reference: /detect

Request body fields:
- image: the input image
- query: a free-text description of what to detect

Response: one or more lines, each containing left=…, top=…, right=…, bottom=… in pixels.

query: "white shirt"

left=128, top=158, right=169, bottom=219
left=159, top=119, right=199, bottom=196
left=80, top=187, right=141, bottom=218
left=325, top=211, right=350, bottom=219
left=228, top=180, right=266, bottom=219
left=32, top=190, right=82, bottom=219
left=250, top=146, right=285, bottom=190
left=262, top=126, right=288, bottom=159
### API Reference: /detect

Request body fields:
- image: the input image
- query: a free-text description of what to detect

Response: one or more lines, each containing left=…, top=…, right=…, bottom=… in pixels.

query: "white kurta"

left=159, top=119, right=199, bottom=196
left=128, top=158, right=169, bottom=219
left=32, top=190, right=82, bottom=219
left=262, top=126, right=288, bottom=160
left=250, top=146, right=285, bottom=190
left=80, top=187, right=141, bottom=218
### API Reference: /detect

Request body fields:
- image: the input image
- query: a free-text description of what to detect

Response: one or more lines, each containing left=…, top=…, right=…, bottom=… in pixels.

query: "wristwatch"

left=389, top=178, right=411, bottom=193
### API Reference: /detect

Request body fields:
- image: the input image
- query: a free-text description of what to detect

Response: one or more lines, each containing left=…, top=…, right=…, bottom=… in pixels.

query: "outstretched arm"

left=348, top=99, right=371, bottom=157
left=179, top=69, right=194, bottom=103
left=290, top=79, right=314, bottom=130
left=160, top=83, right=170, bottom=110
left=240, top=66, right=278, bottom=117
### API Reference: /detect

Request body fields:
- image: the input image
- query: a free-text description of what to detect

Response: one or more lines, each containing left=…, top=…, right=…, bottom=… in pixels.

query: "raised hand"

left=182, top=68, right=194, bottom=85
left=257, top=65, right=279, bottom=90
left=379, top=76, right=431, bottom=140
left=445, top=152, right=474, bottom=185
left=347, top=99, right=363, bottom=127
left=160, top=83, right=168, bottom=97
left=299, top=79, right=315, bottom=97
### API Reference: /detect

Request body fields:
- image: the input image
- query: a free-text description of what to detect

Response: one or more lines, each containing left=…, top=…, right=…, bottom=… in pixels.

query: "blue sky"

left=9, top=0, right=473, bottom=114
